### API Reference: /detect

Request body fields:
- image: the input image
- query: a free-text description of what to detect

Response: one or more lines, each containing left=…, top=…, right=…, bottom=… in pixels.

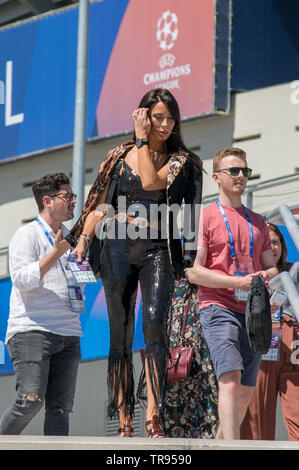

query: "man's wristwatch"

left=135, top=138, right=149, bottom=149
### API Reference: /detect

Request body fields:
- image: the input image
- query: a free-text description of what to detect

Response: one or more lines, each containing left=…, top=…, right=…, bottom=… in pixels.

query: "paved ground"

left=0, top=435, right=298, bottom=450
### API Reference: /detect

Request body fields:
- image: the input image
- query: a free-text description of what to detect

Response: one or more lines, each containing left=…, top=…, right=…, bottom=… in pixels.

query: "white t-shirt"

left=6, top=216, right=83, bottom=343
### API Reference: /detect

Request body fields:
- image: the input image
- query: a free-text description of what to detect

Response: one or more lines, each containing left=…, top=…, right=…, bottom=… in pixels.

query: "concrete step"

left=0, top=435, right=298, bottom=450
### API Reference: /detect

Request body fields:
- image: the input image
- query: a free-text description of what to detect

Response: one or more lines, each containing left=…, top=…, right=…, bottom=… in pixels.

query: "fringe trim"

left=107, top=351, right=135, bottom=420
left=136, top=344, right=169, bottom=412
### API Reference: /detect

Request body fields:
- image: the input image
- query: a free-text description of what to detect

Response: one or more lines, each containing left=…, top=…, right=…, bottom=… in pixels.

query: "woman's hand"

left=133, top=108, right=151, bottom=138
left=71, top=236, right=88, bottom=263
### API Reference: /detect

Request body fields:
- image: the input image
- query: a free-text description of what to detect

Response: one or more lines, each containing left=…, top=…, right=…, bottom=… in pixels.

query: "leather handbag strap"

left=179, top=293, right=191, bottom=342
left=105, top=158, right=124, bottom=204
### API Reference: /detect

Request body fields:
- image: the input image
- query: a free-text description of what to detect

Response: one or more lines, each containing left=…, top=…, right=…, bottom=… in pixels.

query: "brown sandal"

left=118, top=423, right=134, bottom=437
left=145, top=415, right=165, bottom=438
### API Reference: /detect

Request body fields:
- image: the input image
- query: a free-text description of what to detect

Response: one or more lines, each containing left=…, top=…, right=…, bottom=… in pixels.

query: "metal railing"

left=202, top=172, right=299, bottom=210
left=269, top=266, right=299, bottom=322
left=266, top=205, right=299, bottom=252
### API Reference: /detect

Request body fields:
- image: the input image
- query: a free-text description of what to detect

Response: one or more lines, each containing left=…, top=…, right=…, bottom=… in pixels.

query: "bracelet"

left=79, top=233, right=90, bottom=244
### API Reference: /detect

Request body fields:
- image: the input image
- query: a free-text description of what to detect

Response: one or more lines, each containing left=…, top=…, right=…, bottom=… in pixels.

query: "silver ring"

left=133, top=113, right=138, bottom=119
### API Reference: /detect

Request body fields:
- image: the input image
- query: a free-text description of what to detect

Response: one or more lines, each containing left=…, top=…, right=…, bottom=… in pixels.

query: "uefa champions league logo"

left=143, top=9, right=190, bottom=90
left=156, top=10, right=178, bottom=51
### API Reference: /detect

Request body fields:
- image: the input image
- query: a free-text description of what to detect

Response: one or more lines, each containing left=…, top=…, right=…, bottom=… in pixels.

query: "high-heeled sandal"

left=118, top=423, right=134, bottom=437
left=145, top=415, right=165, bottom=438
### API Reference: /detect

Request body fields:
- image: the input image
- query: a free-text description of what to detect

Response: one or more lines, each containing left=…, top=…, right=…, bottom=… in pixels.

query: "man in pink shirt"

left=186, top=148, right=277, bottom=440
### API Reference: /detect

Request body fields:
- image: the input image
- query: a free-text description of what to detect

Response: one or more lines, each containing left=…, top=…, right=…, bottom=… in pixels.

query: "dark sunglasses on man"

left=215, top=167, right=252, bottom=178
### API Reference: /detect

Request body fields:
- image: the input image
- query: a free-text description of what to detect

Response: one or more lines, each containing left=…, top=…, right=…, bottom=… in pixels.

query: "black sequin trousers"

left=100, top=222, right=174, bottom=419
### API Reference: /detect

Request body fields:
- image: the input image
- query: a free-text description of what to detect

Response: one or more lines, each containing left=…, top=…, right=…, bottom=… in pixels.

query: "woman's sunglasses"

left=215, top=167, right=252, bottom=178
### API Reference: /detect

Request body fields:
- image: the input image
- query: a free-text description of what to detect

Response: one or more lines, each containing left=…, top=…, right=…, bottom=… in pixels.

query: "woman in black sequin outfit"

left=68, top=89, right=203, bottom=438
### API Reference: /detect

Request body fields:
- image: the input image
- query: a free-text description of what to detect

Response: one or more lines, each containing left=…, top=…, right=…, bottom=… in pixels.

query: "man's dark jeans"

left=0, top=330, right=81, bottom=435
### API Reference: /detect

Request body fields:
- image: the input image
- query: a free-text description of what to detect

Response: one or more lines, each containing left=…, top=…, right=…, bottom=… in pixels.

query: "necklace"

left=133, top=142, right=168, bottom=170
left=150, top=141, right=167, bottom=161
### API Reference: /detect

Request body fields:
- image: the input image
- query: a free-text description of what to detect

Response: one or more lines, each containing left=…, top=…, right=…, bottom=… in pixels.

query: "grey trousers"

left=0, top=330, right=81, bottom=435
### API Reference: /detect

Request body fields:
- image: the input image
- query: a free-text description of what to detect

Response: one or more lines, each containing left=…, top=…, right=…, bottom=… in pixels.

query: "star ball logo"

left=143, top=10, right=191, bottom=90
left=156, top=10, right=178, bottom=51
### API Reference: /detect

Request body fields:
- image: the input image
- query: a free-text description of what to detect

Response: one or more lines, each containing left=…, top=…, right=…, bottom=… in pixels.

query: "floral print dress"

left=162, top=280, right=218, bottom=438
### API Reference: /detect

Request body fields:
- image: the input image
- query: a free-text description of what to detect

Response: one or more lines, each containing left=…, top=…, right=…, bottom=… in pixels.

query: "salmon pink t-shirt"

left=198, top=201, right=272, bottom=314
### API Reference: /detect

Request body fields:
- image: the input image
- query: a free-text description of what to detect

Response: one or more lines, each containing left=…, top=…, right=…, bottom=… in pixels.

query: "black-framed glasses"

left=216, top=167, right=252, bottom=178
left=50, top=192, right=77, bottom=202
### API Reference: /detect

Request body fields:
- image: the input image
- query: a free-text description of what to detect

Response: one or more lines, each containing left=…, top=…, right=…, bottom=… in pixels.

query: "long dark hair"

left=267, top=222, right=288, bottom=273
left=133, top=88, right=202, bottom=170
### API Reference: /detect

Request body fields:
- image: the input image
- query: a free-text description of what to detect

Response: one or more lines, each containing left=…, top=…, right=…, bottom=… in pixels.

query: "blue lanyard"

left=216, top=200, right=253, bottom=262
left=35, top=217, right=66, bottom=274
left=35, top=217, right=54, bottom=246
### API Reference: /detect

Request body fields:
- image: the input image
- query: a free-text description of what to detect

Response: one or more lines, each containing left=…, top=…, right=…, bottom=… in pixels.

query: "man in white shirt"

left=0, top=173, right=82, bottom=435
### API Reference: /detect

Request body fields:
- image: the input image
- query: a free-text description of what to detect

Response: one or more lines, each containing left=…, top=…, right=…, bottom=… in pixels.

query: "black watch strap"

left=136, top=138, right=149, bottom=148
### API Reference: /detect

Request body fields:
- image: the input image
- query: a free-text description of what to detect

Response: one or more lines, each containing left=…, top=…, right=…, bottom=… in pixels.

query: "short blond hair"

left=213, top=148, right=247, bottom=173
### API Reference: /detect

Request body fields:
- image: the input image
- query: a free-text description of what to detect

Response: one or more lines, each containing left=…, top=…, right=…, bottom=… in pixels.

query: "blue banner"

left=0, top=0, right=230, bottom=162
left=0, top=0, right=130, bottom=161
left=0, top=279, right=145, bottom=375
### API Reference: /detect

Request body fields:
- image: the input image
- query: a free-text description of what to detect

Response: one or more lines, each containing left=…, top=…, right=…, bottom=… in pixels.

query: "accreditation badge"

left=233, top=259, right=254, bottom=302
left=67, top=254, right=97, bottom=283
left=234, top=271, right=250, bottom=302
left=68, top=285, right=86, bottom=313
left=261, top=323, right=281, bottom=361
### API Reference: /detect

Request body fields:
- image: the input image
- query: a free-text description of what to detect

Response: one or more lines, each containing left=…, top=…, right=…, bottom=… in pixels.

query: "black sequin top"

left=113, top=160, right=167, bottom=218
